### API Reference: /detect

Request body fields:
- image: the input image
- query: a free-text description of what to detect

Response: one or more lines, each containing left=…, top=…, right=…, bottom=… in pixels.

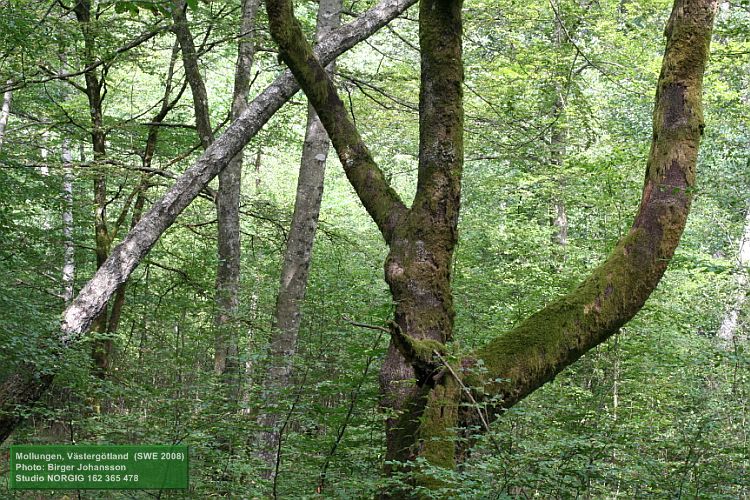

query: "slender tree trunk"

left=171, top=0, right=257, bottom=393
left=171, top=0, right=213, bottom=149
left=0, top=81, right=11, bottom=151
left=717, top=207, right=750, bottom=343
left=214, top=0, right=261, bottom=395
left=550, top=14, right=568, bottom=247
left=73, top=0, right=114, bottom=378
left=58, top=53, right=76, bottom=306
left=550, top=95, right=568, bottom=246
left=257, top=0, right=342, bottom=479
left=240, top=147, right=264, bottom=417
left=62, top=140, right=75, bottom=305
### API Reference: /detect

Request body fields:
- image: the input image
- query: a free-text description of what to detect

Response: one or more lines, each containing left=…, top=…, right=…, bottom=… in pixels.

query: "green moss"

left=470, top=227, right=665, bottom=401
left=465, top=3, right=714, bottom=414
left=413, top=378, right=460, bottom=490
left=408, top=337, right=445, bottom=363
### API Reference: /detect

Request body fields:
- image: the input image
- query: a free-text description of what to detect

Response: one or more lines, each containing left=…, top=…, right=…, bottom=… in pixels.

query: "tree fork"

left=380, top=0, right=464, bottom=473
left=397, top=0, right=718, bottom=483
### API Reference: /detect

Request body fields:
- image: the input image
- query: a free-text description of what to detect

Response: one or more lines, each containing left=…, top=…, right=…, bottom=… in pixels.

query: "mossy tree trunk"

left=171, top=0, right=214, bottom=150
left=73, top=0, right=114, bottom=379
left=265, top=0, right=464, bottom=473
left=464, top=0, right=715, bottom=413
left=265, top=0, right=716, bottom=490
left=380, top=0, right=464, bottom=471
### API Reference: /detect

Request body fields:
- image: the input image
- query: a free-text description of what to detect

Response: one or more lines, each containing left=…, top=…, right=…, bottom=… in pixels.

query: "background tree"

left=257, top=0, right=342, bottom=482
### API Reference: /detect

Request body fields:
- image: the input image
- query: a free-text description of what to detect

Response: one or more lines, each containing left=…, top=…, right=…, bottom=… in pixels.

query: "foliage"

left=0, top=0, right=748, bottom=497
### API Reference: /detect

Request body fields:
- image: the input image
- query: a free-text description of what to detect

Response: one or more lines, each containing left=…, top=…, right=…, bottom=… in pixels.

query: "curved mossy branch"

left=265, top=0, right=408, bottom=243
left=461, top=0, right=718, bottom=435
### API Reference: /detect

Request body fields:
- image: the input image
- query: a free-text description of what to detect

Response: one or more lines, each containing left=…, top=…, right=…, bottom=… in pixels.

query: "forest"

left=0, top=0, right=747, bottom=497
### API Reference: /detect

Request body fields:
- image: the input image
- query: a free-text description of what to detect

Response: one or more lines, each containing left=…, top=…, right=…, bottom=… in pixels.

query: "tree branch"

left=463, top=0, right=718, bottom=432
left=265, top=0, right=408, bottom=243
left=3, top=23, right=171, bottom=93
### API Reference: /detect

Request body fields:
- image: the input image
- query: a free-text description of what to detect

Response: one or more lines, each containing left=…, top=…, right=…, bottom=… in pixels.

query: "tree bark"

left=380, top=0, right=464, bottom=473
left=265, top=0, right=716, bottom=488
left=172, top=0, right=263, bottom=397
left=257, top=0, right=342, bottom=479
left=451, top=0, right=716, bottom=469
left=265, top=0, right=462, bottom=478
left=0, top=0, right=416, bottom=445
left=59, top=54, right=76, bottom=306
left=73, top=0, right=114, bottom=378
left=550, top=92, right=568, bottom=246
left=62, top=140, right=75, bottom=305
left=214, top=0, right=261, bottom=393
left=717, top=206, right=750, bottom=343
left=0, top=80, right=11, bottom=151
left=171, top=0, right=214, bottom=149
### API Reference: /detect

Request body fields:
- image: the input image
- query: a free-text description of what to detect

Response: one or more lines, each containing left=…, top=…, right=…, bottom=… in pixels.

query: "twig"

left=272, top=368, right=309, bottom=499
left=432, top=350, right=492, bottom=435
left=433, top=350, right=507, bottom=456
left=317, top=329, right=385, bottom=493
left=341, top=315, right=391, bottom=334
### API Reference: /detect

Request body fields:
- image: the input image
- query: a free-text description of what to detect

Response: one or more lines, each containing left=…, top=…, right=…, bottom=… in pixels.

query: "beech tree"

left=257, top=0, right=342, bottom=480
left=214, top=0, right=261, bottom=389
left=170, top=0, right=262, bottom=393
left=264, top=0, right=717, bottom=488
